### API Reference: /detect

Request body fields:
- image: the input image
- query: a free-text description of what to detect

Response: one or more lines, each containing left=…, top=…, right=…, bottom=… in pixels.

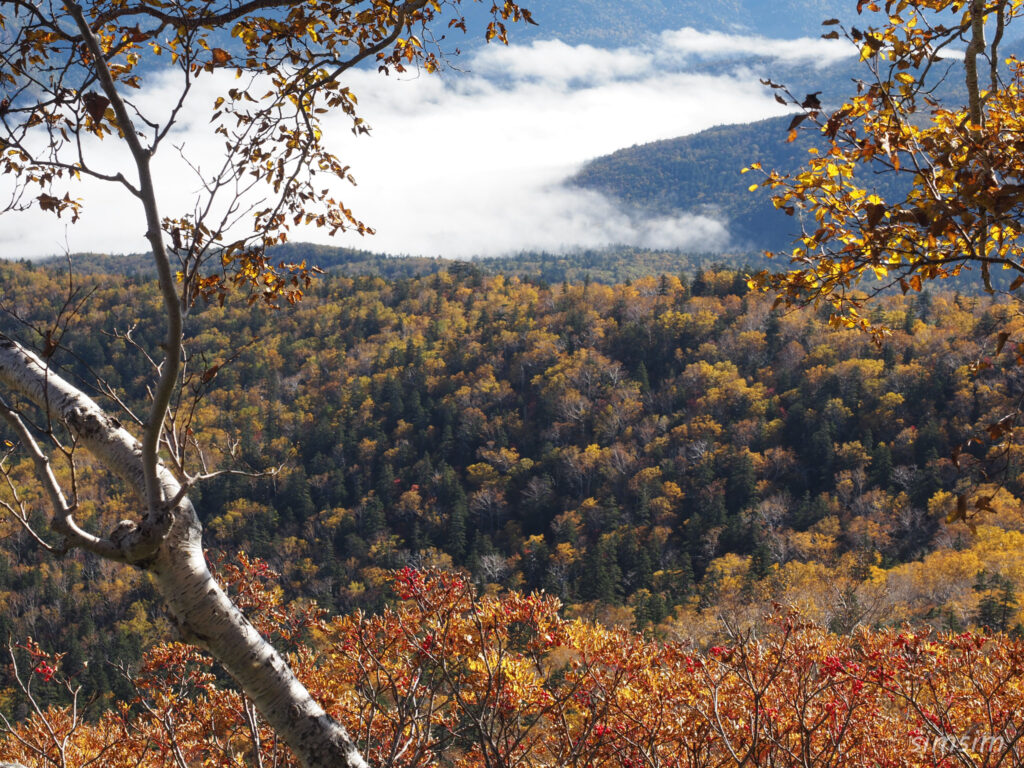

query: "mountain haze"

left=458, top=0, right=861, bottom=46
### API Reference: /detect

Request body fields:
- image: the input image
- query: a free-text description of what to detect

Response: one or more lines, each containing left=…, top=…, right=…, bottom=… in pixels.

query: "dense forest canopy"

left=3, top=257, right=1024, bottom=700
left=4, top=255, right=1024, bottom=764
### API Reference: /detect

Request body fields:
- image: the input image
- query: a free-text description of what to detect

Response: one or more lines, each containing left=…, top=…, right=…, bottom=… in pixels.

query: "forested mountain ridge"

left=3, top=255, right=1024, bottom=713
left=571, top=116, right=814, bottom=251
left=453, top=0, right=865, bottom=46
left=570, top=112, right=918, bottom=253
left=40, top=244, right=765, bottom=285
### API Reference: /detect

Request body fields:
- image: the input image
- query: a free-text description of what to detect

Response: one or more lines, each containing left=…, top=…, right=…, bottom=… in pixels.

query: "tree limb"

left=67, top=2, right=183, bottom=520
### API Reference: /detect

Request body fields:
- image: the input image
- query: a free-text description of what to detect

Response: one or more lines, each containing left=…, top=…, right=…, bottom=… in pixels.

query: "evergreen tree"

left=279, top=467, right=316, bottom=526
left=581, top=537, right=622, bottom=603
left=975, top=571, right=1017, bottom=633
left=869, top=442, right=894, bottom=489
left=725, top=451, right=757, bottom=515
left=447, top=503, right=469, bottom=563
left=635, top=361, right=651, bottom=394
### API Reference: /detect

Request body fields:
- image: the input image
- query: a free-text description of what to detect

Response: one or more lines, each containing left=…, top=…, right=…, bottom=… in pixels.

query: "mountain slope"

left=569, top=115, right=818, bottom=252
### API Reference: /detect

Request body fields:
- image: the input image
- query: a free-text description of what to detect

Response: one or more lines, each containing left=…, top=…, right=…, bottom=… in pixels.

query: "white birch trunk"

left=0, top=335, right=368, bottom=768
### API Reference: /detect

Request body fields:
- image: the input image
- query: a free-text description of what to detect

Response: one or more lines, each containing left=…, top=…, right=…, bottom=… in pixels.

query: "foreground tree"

left=0, top=1, right=531, bottom=766
left=749, top=0, right=1024, bottom=512
left=753, top=0, right=1024, bottom=323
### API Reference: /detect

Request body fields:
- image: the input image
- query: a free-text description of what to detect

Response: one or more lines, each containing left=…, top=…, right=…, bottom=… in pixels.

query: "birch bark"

left=0, top=335, right=367, bottom=768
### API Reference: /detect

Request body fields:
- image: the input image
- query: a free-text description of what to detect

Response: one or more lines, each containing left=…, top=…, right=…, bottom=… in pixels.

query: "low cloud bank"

left=1, top=27, right=854, bottom=259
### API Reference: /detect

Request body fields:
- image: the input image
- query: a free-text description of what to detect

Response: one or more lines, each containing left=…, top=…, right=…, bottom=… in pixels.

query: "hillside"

left=570, top=116, right=813, bottom=251
left=577, top=116, right=913, bottom=250
left=3, top=256, right=1024, bottom=712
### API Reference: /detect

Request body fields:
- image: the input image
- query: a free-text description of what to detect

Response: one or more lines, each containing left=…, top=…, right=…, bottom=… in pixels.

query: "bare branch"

left=67, top=2, right=184, bottom=521
left=0, top=395, right=125, bottom=559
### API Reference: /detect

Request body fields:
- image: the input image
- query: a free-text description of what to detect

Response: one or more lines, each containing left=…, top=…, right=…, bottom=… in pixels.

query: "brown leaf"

left=824, top=106, right=852, bottom=139
left=801, top=92, right=822, bottom=110
left=864, top=202, right=886, bottom=228
left=211, top=48, right=232, bottom=66
left=125, top=25, right=149, bottom=43
left=787, top=113, right=809, bottom=133
left=82, top=92, right=109, bottom=124
left=863, top=34, right=884, bottom=51
left=37, top=193, right=60, bottom=212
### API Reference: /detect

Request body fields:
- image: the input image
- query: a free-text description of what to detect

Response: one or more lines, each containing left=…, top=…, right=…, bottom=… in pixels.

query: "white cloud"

left=1, top=27, right=818, bottom=260
left=471, top=39, right=652, bottom=85
left=659, top=27, right=857, bottom=67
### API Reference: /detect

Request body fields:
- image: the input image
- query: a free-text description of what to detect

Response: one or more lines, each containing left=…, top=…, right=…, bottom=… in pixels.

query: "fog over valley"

left=0, top=27, right=855, bottom=259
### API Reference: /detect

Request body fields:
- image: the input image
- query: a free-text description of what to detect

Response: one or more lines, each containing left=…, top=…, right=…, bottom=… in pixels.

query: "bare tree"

left=0, top=1, right=533, bottom=766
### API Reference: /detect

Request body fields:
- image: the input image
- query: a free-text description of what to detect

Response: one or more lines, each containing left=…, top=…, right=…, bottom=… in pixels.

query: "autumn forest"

left=7, top=0, right=1024, bottom=764
left=3, top=251, right=1024, bottom=764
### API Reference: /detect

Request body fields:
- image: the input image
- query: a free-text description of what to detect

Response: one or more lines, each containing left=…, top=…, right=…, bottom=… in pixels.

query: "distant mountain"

left=568, top=115, right=826, bottom=253
left=567, top=37, right=993, bottom=254
left=43, top=243, right=765, bottom=286
left=455, top=0, right=864, bottom=47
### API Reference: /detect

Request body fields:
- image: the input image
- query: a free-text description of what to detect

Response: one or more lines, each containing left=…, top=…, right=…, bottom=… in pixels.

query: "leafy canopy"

left=750, top=0, right=1024, bottom=338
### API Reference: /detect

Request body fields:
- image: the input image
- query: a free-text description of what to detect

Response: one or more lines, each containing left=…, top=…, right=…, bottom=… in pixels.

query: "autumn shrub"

left=2, top=564, right=1023, bottom=767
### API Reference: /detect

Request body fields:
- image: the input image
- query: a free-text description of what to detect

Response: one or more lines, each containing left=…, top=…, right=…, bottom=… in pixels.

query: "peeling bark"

left=0, top=334, right=369, bottom=768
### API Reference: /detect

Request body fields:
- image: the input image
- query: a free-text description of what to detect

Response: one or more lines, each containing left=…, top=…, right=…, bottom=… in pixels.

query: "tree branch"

left=0, top=334, right=172, bottom=562
left=67, top=2, right=183, bottom=520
